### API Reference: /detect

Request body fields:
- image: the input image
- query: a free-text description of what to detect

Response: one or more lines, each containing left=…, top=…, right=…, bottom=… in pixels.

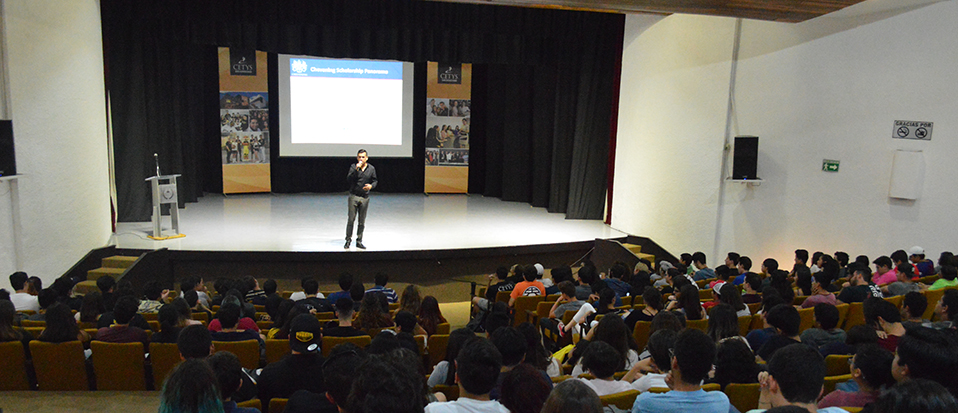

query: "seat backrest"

left=149, top=342, right=182, bottom=389
left=737, top=315, right=753, bottom=336
left=686, top=318, right=708, bottom=332
left=90, top=341, right=147, bottom=390
left=923, top=289, right=946, bottom=320
left=823, top=374, right=853, bottom=395
left=426, top=334, right=450, bottom=370
left=237, top=399, right=262, bottom=411
left=724, top=382, right=761, bottom=413
left=213, top=340, right=261, bottom=369
left=141, top=312, right=159, bottom=321
left=824, top=354, right=853, bottom=377
left=793, top=296, right=808, bottom=306
left=431, top=384, right=460, bottom=401
left=322, top=335, right=372, bottom=358
left=0, top=341, right=31, bottom=390
left=29, top=340, right=89, bottom=390
left=749, top=314, right=765, bottom=332
left=268, top=398, right=289, bottom=413
left=746, top=302, right=761, bottom=315
left=884, top=295, right=904, bottom=308
left=835, top=304, right=850, bottom=329
left=265, top=339, right=290, bottom=364
left=435, top=322, right=451, bottom=335
left=620, top=296, right=633, bottom=307
left=843, top=302, right=865, bottom=329
left=512, top=296, right=544, bottom=326
left=495, top=290, right=511, bottom=303
left=599, top=389, right=640, bottom=410
left=632, top=321, right=651, bottom=352
left=21, top=319, right=45, bottom=327
left=797, top=307, right=815, bottom=333
left=191, top=312, right=209, bottom=322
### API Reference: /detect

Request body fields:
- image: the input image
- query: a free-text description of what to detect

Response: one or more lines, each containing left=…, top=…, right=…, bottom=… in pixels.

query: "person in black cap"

left=257, top=314, right=327, bottom=405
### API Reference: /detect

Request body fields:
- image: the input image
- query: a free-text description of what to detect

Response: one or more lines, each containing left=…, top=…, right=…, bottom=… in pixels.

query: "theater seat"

left=90, top=341, right=147, bottom=390
left=843, top=303, right=865, bottom=329
left=268, top=398, right=288, bottom=413
left=29, top=340, right=89, bottom=391
left=600, top=389, right=640, bottom=410
left=0, top=341, right=31, bottom=390
left=724, top=383, right=761, bottom=412
left=213, top=340, right=261, bottom=369
left=633, top=321, right=652, bottom=352
left=432, top=384, right=459, bottom=401
left=426, top=334, right=449, bottom=370
left=825, top=354, right=852, bottom=377
left=150, top=342, right=182, bottom=389
left=265, top=339, right=290, bottom=364
left=322, top=335, right=371, bottom=358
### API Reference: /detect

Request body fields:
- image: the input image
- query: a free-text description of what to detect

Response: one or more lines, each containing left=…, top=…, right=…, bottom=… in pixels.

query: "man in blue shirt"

left=692, top=252, right=716, bottom=282
left=747, top=344, right=848, bottom=413
left=365, top=272, right=398, bottom=303
left=632, top=329, right=733, bottom=413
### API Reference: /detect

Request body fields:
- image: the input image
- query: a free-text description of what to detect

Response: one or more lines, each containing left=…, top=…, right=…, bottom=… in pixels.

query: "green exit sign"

left=822, top=159, right=840, bottom=172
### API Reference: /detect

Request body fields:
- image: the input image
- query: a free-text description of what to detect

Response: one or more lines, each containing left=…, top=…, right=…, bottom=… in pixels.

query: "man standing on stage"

left=345, top=149, right=377, bottom=249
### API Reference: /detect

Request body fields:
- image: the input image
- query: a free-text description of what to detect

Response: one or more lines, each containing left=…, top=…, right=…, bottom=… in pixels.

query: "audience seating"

left=141, top=312, right=159, bottom=321
left=426, top=334, right=449, bottom=369
left=749, top=314, right=765, bottom=331
left=495, top=291, right=510, bottom=303
left=0, top=341, right=31, bottom=390
left=78, top=322, right=97, bottom=329
left=724, top=382, right=761, bottom=412
left=268, top=398, right=288, bottom=413
left=257, top=321, right=273, bottom=331
left=432, top=384, right=459, bottom=401
left=737, top=316, right=753, bottom=336
left=191, top=312, right=209, bottom=322
left=475, top=287, right=487, bottom=299
left=793, top=296, right=808, bottom=306
left=545, top=294, right=560, bottom=302
left=825, top=354, right=852, bottom=377
left=213, top=340, right=260, bottom=369
left=599, top=389, right=640, bottom=410
left=746, top=302, right=761, bottom=315
left=322, top=335, right=371, bottom=358
left=237, top=399, right=262, bottom=411
left=698, top=289, right=713, bottom=300
left=633, top=321, right=651, bottom=351
left=265, top=339, right=290, bottom=364
left=923, top=288, right=947, bottom=320
left=149, top=342, right=182, bottom=388
left=632, top=296, right=644, bottom=305
left=513, top=296, right=545, bottom=326
left=685, top=318, right=708, bottom=333
left=797, top=307, right=815, bottom=333
left=531, top=301, right=551, bottom=326
left=551, top=375, right=570, bottom=383
left=823, top=374, right=852, bottom=395
left=30, top=340, right=89, bottom=390
left=90, top=341, right=148, bottom=390
left=620, top=296, right=633, bottom=307
left=314, top=311, right=335, bottom=321
left=21, top=320, right=45, bottom=327
left=435, top=322, right=451, bottom=335
left=835, top=304, right=849, bottom=329
left=883, top=295, right=903, bottom=308
left=148, top=320, right=161, bottom=331
left=253, top=305, right=266, bottom=312
left=842, top=407, right=863, bottom=413
left=842, top=303, right=865, bottom=329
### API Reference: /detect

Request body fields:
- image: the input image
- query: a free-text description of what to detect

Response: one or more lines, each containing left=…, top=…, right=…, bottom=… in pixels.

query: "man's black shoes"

left=344, top=239, right=351, bottom=249
left=356, top=241, right=366, bottom=249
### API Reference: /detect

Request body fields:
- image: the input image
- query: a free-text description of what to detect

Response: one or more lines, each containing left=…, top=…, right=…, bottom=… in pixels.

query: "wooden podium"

left=145, top=174, right=185, bottom=240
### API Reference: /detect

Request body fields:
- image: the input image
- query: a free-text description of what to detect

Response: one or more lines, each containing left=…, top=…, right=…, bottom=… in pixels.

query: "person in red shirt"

left=864, top=298, right=905, bottom=352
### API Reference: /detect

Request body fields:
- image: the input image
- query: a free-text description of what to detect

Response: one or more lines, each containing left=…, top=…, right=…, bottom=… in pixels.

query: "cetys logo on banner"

left=230, top=49, right=257, bottom=76
left=438, top=63, right=462, bottom=84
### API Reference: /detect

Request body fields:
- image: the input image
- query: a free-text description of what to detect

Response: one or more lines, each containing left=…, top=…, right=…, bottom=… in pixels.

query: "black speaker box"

left=732, top=136, right=758, bottom=180
left=0, top=120, right=14, bottom=177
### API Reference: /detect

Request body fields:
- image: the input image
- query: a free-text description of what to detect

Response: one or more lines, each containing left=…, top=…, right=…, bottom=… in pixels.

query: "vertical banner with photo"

left=425, top=62, right=471, bottom=193
left=218, top=48, right=271, bottom=194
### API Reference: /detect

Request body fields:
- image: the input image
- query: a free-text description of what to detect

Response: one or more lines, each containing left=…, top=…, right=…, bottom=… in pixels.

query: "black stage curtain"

left=102, top=0, right=624, bottom=222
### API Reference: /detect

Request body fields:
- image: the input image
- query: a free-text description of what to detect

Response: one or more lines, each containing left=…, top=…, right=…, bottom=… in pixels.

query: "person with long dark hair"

left=667, top=284, right=705, bottom=321
left=516, top=322, right=561, bottom=377
left=707, top=304, right=746, bottom=346
left=158, top=358, right=225, bottom=413
left=76, top=291, right=105, bottom=324
left=38, top=302, right=89, bottom=343
left=718, top=283, right=751, bottom=317
left=417, top=296, right=447, bottom=337
left=625, top=287, right=663, bottom=331
left=570, top=315, right=639, bottom=377
left=0, top=300, right=33, bottom=355
left=150, top=304, right=183, bottom=344
left=709, top=338, right=760, bottom=390
left=354, top=291, right=393, bottom=333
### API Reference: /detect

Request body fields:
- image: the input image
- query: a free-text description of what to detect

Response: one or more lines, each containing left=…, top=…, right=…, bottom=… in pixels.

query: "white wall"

left=613, top=1, right=956, bottom=266
left=0, top=0, right=111, bottom=285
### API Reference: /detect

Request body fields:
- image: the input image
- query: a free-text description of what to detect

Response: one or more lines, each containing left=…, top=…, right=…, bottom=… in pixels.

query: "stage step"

left=86, top=266, right=124, bottom=281
left=622, top=243, right=655, bottom=265
left=78, top=255, right=138, bottom=294
left=102, top=255, right=138, bottom=269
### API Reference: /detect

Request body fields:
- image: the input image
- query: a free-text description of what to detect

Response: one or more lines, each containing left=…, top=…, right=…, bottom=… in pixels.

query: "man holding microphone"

left=345, top=149, right=377, bottom=249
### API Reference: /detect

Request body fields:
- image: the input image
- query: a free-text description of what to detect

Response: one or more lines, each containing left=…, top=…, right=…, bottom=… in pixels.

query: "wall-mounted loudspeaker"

left=732, top=136, right=758, bottom=179
left=0, top=120, right=15, bottom=177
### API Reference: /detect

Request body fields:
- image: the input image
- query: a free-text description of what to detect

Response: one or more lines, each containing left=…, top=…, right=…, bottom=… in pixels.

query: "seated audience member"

left=183, top=290, right=213, bottom=322
left=756, top=304, right=802, bottom=362
left=908, top=246, right=935, bottom=277
left=208, top=351, right=260, bottom=413
left=509, top=265, right=546, bottom=307
left=564, top=288, right=629, bottom=337
left=702, top=282, right=724, bottom=311
left=181, top=275, right=211, bottom=308
left=820, top=324, right=880, bottom=358
left=295, top=278, right=332, bottom=313
left=76, top=291, right=105, bottom=324
left=667, top=284, right=706, bottom=321
left=394, top=310, right=427, bottom=336
left=818, top=344, right=895, bottom=409
left=399, top=285, right=424, bottom=316
left=177, top=324, right=213, bottom=359
left=326, top=273, right=353, bottom=304
left=768, top=271, right=795, bottom=306
left=489, top=327, right=552, bottom=399
left=424, top=338, right=509, bottom=413
left=570, top=315, right=639, bottom=377
left=605, top=262, right=633, bottom=300
left=170, top=297, right=202, bottom=327
left=872, top=256, right=897, bottom=286
left=746, top=294, right=787, bottom=351
left=741, top=271, right=763, bottom=304
left=26, top=289, right=57, bottom=321
left=288, top=277, right=323, bottom=302
left=322, top=297, right=365, bottom=337
left=365, top=272, right=398, bottom=303
left=353, top=291, right=394, bottom=333
left=795, top=269, right=814, bottom=297
left=838, top=265, right=883, bottom=304
left=577, top=340, right=632, bottom=395
left=800, top=303, right=846, bottom=351
left=482, top=301, right=512, bottom=336
left=882, top=264, right=923, bottom=297
left=732, top=256, right=752, bottom=285
left=718, top=283, right=751, bottom=317
left=38, top=302, right=90, bottom=343
left=790, top=249, right=810, bottom=278
left=95, top=296, right=147, bottom=345
left=631, top=329, right=732, bottom=413
left=267, top=300, right=302, bottom=340
left=208, top=296, right=260, bottom=333
left=138, top=280, right=168, bottom=313
left=691, top=252, right=715, bottom=282
left=8, top=271, right=39, bottom=312
left=751, top=344, right=847, bottom=413
left=550, top=265, right=576, bottom=295
left=428, top=328, right=477, bottom=387
left=801, top=273, right=837, bottom=308
left=539, top=281, right=585, bottom=339
left=516, top=322, right=562, bottom=377
left=900, top=291, right=930, bottom=328
left=623, top=329, right=675, bottom=392
left=716, top=252, right=740, bottom=282
left=499, top=363, right=553, bottom=413
left=933, top=289, right=958, bottom=329
left=210, top=303, right=264, bottom=351
left=863, top=298, right=905, bottom=352
left=151, top=304, right=184, bottom=343
left=0, top=299, right=34, bottom=350
left=285, top=344, right=363, bottom=413
left=257, top=314, right=326, bottom=405
left=624, top=287, right=663, bottom=330
left=868, top=379, right=958, bottom=413
left=158, top=358, right=224, bottom=413
left=707, top=304, right=748, bottom=346
left=242, top=276, right=267, bottom=306
left=254, top=278, right=278, bottom=307
left=347, top=349, right=428, bottom=413
left=480, top=266, right=515, bottom=302
left=541, top=380, right=604, bottom=413
left=709, top=338, right=760, bottom=390
left=418, top=296, right=447, bottom=336
left=892, top=326, right=958, bottom=394
left=97, top=275, right=117, bottom=310
left=930, top=265, right=958, bottom=291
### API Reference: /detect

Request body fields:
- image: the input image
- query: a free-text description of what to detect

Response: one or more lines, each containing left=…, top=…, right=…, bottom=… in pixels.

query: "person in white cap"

left=908, top=246, right=935, bottom=277
left=535, top=263, right=553, bottom=289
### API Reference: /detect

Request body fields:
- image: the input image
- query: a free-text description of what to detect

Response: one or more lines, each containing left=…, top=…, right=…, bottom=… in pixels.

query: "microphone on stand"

left=154, top=153, right=161, bottom=177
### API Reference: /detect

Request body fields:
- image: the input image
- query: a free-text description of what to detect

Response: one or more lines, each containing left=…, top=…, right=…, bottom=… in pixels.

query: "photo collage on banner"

left=218, top=48, right=271, bottom=194
left=220, top=92, right=270, bottom=164
left=424, top=62, right=472, bottom=193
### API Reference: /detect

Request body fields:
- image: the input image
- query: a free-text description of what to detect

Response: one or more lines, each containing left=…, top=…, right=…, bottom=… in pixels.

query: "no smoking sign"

left=893, top=120, right=933, bottom=141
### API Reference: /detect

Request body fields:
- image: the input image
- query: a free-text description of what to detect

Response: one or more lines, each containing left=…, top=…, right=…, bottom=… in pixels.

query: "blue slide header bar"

left=289, top=58, right=402, bottom=80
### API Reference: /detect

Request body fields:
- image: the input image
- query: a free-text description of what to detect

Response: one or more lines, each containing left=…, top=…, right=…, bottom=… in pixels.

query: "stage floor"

left=112, top=193, right=627, bottom=252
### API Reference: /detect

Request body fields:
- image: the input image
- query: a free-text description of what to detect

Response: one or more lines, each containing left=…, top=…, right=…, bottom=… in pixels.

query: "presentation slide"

left=278, top=55, right=415, bottom=158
